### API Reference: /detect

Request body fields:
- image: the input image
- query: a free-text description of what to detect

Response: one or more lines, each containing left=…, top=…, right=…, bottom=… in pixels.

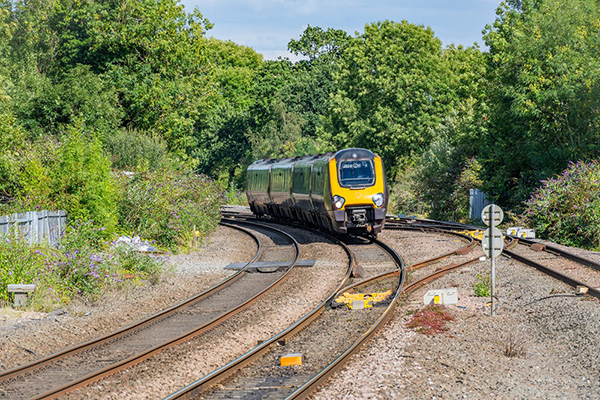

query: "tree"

left=192, top=39, right=262, bottom=180
left=482, top=0, right=600, bottom=207
left=322, top=20, right=456, bottom=175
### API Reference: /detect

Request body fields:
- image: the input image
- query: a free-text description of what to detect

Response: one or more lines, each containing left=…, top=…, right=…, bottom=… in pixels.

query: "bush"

left=0, top=222, right=164, bottom=310
left=104, top=128, right=170, bottom=171
left=0, top=125, right=117, bottom=235
left=116, top=166, right=223, bottom=249
left=524, top=160, right=600, bottom=250
left=51, top=125, right=117, bottom=233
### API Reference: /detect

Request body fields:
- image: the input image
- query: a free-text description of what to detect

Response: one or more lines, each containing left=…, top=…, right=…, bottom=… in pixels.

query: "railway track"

left=160, top=216, right=480, bottom=399
left=164, top=228, right=403, bottom=400
left=386, top=215, right=600, bottom=301
left=0, top=221, right=299, bottom=399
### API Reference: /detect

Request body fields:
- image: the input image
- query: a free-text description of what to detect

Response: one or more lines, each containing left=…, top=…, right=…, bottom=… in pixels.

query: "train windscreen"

left=338, top=160, right=375, bottom=187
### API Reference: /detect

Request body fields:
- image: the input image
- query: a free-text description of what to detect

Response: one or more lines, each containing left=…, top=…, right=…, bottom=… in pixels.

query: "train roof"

left=247, top=148, right=377, bottom=170
left=333, top=148, right=376, bottom=160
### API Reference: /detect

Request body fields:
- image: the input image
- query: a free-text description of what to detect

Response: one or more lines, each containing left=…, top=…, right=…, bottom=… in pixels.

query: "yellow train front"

left=246, top=148, right=388, bottom=236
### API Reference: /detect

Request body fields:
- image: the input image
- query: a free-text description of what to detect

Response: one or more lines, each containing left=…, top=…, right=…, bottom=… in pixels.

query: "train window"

left=338, top=160, right=375, bottom=187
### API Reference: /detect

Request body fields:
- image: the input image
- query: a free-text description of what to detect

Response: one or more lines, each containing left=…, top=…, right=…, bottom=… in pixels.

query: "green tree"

left=482, top=0, right=600, bottom=207
left=12, top=65, right=122, bottom=138
left=192, top=39, right=262, bottom=181
left=322, top=20, right=456, bottom=175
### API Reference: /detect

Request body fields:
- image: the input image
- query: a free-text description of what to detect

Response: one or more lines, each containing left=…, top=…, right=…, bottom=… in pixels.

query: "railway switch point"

left=281, top=353, right=303, bottom=366
left=351, top=264, right=367, bottom=279
left=530, top=243, right=546, bottom=252
left=455, top=247, right=472, bottom=255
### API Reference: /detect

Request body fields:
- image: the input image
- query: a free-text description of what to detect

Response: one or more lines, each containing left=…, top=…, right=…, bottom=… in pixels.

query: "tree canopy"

left=1, top=0, right=599, bottom=239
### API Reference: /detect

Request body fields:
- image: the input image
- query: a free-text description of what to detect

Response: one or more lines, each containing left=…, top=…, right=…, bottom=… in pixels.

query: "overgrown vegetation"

left=524, top=160, right=600, bottom=250
left=0, top=223, right=163, bottom=310
left=406, top=305, right=455, bottom=335
left=116, top=167, right=222, bottom=250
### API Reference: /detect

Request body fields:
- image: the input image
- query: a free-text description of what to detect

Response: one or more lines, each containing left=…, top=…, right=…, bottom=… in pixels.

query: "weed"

left=473, top=273, right=491, bottom=297
left=524, top=159, right=600, bottom=250
left=0, top=225, right=164, bottom=310
left=503, top=330, right=528, bottom=358
left=406, top=304, right=454, bottom=335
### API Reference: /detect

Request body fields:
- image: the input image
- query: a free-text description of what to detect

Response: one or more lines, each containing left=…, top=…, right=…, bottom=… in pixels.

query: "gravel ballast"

left=311, top=229, right=600, bottom=399
left=2, top=222, right=600, bottom=399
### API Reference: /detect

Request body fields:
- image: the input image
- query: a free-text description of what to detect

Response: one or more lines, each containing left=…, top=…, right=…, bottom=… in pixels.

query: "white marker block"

left=424, top=288, right=458, bottom=305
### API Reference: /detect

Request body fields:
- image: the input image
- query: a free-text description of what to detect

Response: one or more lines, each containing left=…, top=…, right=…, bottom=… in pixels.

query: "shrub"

left=116, top=166, right=223, bottom=249
left=52, top=125, right=117, bottom=233
left=0, top=125, right=117, bottom=235
left=406, top=304, right=454, bottom=335
left=388, top=166, right=422, bottom=216
left=0, top=222, right=164, bottom=310
left=524, top=160, right=600, bottom=250
left=104, top=128, right=170, bottom=171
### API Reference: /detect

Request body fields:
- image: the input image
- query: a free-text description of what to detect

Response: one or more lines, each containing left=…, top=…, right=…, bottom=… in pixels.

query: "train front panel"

left=326, top=149, right=387, bottom=235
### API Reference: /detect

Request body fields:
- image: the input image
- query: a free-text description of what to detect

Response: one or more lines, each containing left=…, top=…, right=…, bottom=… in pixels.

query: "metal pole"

left=491, top=256, right=496, bottom=316
left=488, top=204, right=496, bottom=317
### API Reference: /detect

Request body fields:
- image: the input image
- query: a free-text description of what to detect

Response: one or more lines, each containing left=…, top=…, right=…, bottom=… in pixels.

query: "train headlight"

left=333, top=195, right=345, bottom=210
left=372, top=193, right=384, bottom=207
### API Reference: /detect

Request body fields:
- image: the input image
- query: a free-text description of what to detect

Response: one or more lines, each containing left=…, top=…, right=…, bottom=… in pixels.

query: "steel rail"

left=503, top=247, right=600, bottom=300
left=164, top=226, right=358, bottom=400
left=463, top=228, right=600, bottom=301
left=383, top=225, right=476, bottom=272
left=2, top=221, right=301, bottom=400
left=387, top=218, right=600, bottom=296
left=31, top=219, right=300, bottom=400
left=284, top=238, right=405, bottom=400
left=0, top=222, right=261, bottom=386
left=169, top=213, right=473, bottom=400
left=511, top=236, right=600, bottom=272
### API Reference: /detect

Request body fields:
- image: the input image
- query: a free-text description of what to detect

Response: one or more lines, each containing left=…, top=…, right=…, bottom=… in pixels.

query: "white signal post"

left=481, top=204, right=504, bottom=316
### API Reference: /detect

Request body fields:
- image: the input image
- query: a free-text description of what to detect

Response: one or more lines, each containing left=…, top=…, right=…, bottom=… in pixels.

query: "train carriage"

left=246, top=148, right=387, bottom=237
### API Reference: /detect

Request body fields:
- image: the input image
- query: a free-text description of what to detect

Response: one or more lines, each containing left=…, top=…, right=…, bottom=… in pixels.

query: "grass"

left=503, top=330, right=528, bottom=358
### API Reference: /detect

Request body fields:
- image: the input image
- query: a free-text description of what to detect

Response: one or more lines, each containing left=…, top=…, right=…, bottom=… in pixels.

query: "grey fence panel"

left=0, top=210, right=67, bottom=246
left=469, top=189, right=490, bottom=222
left=0, top=215, right=8, bottom=236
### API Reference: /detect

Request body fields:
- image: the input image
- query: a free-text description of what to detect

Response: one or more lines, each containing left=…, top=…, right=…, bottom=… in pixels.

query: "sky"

left=179, top=0, right=501, bottom=61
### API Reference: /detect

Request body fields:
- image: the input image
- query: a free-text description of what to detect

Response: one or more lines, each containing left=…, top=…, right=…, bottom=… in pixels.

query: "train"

left=246, top=148, right=388, bottom=237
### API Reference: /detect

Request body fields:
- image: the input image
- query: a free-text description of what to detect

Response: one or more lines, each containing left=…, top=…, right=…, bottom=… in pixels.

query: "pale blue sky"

left=180, top=0, right=501, bottom=60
